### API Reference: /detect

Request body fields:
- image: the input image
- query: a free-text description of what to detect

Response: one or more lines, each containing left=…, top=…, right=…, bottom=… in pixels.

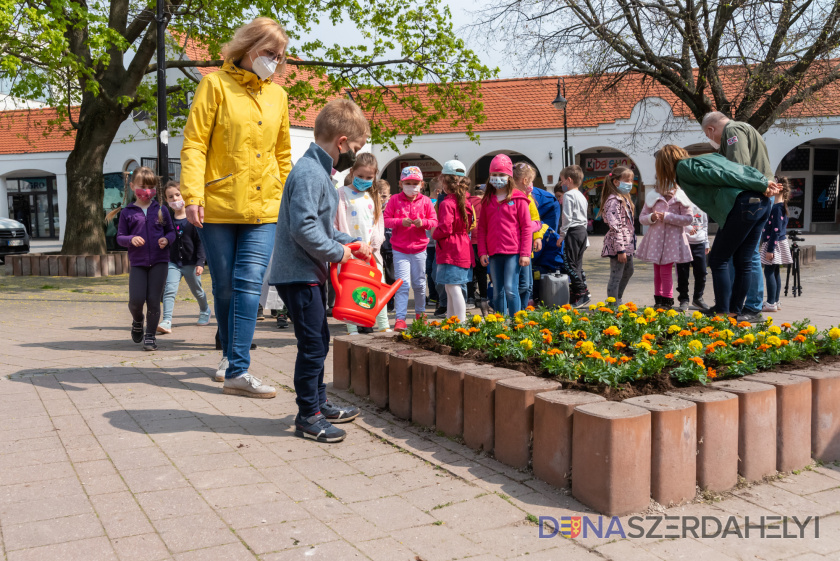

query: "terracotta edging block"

left=624, top=395, right=697, bottom=506
left=712, top=380, right=777, bottom=481
left=30, top=255, right=41, bottom=276
left=745, top=373, right=812, bottom=472
left=463, top=368, right=525, bottom=452
left=666, top=387, right=739, bottom=492
left=349, top=339, right=371, bottom=397
left=10, top=255, right=22, bottom=276
left=784, top=369, right=840, bottom=462
left=436, top=362, right=484, bottom=438
left=411, top=355, right=448, bottom=427
left=368, top=342, right=411, bottom=409
left=47, top=255, right=60, bottom=276
left=494, top=377, right=562, bottom=469
left=533, top=390, right=606, bottom=489
left=39, top=255, right=50, bottom=276
left=21, top=256, right=31, bottom=276
left=572, top=401, right=651, bottom=516
left=331, top=336, right=353, bottom=390
left=387, top=348, right=433, bottom=420
left=113, top=252, right=124, bottom=275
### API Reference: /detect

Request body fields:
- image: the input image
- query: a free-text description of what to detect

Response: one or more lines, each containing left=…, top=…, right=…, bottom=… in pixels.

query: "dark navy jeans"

left=275, top=283, right=329, bottom=418
left=198, top=223, right=275, bottom=378
left=707, top=192, right=772, bottom=315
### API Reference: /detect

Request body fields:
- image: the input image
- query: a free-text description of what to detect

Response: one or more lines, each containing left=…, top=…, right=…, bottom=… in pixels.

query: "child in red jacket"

left=477, top=154, right=531, bottom=316
left=383, top=166, right=438, bottom=331
left=432, top=160, right=475, bottom=322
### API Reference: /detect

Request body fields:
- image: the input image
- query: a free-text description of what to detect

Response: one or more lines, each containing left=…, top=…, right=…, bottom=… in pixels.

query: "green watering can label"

left=352, top=287, right=377, bottom=309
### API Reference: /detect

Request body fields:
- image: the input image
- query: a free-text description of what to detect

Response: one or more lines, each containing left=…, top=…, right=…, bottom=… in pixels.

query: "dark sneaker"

left=677, top=300, right=690, bottom=312
left=142, top=335, right=157, bottom=351
left=295, top=413, right=346, bottom=443
left=433, top=307, right=447, bottom=318
left=276, top=312, right=289, bottom=329
left=692, top=297, right=710, bottom=311
left=573, top=294, right=591, bottom=309
left=256, top=305, right=265, bottom=321
left=737, top=311, right=763, bottom=323
left=131, top=321, right=143, bottom=343
left=320, top=399, right=360, bottom=423
left=359, top=327, right=374, bottom=334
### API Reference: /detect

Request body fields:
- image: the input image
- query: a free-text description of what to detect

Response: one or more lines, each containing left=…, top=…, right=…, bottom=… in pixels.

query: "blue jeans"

left=764, top=265, right=782, bottom=304
left=707, top=192, right=771, bottom=315
left=275, top=283, right=329, bottom=418
left=518, top=262, right=533, bottom=307
left=488, top=254, right=522, bottom=316
left=161, top=263, right=209, bottom=324
left=727, top=245, right=765, bottom=313
left=198, top=223, right=275, bottom=378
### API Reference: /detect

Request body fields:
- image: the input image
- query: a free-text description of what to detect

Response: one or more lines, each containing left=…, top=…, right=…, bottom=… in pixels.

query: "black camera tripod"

left=784, top=230, right=804, bottom=298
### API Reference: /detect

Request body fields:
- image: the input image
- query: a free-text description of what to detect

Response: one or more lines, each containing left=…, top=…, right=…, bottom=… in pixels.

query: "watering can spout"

left=371, top=278, right=403, bottom=317
left=329, top=243, right=402, bottom=328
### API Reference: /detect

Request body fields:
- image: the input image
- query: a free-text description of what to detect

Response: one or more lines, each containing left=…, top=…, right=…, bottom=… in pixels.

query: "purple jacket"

left=117, top=201, right=176, bottom=267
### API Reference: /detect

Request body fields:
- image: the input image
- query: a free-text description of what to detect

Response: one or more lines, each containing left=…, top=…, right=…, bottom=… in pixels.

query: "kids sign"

left=584, top=156, right=637, bottom=173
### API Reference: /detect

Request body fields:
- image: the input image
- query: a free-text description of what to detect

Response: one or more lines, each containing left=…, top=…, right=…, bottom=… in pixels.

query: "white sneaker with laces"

left=223, top=373, right=277, bottom=399
left=215, top=357, right=228, bottom=382
left=762, top=302, right=778, bottom=313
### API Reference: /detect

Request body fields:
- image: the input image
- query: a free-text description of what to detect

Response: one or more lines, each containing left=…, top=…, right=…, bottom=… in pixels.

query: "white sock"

left=445, top=284, right=467, bottom=322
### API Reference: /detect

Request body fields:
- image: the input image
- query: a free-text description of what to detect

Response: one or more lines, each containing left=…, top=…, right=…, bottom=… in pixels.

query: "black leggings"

left=469, top=245, right=488, bottom=299
left=128, top=263, right=168, bottom=336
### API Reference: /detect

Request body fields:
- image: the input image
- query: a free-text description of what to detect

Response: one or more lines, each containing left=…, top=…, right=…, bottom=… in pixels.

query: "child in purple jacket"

left=116, top=167, right=175, bottom=350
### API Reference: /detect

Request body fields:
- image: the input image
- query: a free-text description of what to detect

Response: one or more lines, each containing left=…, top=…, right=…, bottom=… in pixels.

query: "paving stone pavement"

left=1, top=234, right=840, bottom=560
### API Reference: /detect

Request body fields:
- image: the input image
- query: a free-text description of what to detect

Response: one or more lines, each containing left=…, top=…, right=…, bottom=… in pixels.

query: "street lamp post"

left=551, top=77, right=570, bottom=167
left=156, top=0, right=170, bottom=184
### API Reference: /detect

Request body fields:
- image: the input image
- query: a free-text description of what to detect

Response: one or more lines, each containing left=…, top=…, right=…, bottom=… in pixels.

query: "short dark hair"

left=560, top=165, right=584, bottom=186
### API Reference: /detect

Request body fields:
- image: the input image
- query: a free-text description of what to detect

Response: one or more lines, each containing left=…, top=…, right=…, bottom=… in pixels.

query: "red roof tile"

left=0, top=107, right=77, bottom=155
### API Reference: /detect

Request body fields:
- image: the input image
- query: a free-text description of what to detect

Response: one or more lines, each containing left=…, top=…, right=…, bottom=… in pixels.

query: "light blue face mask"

left=353, top=177, right=374, bottom=191
left=488, top=176, right=507, bottom=189
left=617, top=181, right=633, bottom=194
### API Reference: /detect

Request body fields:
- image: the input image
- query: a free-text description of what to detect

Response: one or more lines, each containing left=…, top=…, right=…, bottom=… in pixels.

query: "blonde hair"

left=561, top=165, right=584, bottom=186
left=314, top=98, right=370, bottom=143
left=349, top=152, right=382, bottom=223
left=222, top=18, right=289, bottom=76
left=600, top=165, right=635, bottom=218
left=512, top=162, right=537, bottom=189
left=655, top=145, right=691, bottom=194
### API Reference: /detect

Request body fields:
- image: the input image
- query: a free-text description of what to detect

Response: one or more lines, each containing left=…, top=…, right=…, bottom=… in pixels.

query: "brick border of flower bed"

left=5, top=253, right=129, bottom=278
left=339, top=335, right=838, bottom=516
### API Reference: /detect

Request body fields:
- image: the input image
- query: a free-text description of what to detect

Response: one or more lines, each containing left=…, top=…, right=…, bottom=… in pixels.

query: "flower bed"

left=403, top=299, right=840, bottom=399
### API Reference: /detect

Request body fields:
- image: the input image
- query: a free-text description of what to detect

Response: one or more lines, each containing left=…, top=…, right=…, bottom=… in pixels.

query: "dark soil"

left=403, top=335, right=840, bottom=402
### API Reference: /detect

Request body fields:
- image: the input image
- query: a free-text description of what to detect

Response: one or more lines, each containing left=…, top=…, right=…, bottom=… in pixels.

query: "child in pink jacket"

left=477, top=154, right=532, bottom=316
left=383, top=166, right=438, bottom=331
left=636, top=182, right=693, bottom=309
left=432, top=160, right=475, bottom=322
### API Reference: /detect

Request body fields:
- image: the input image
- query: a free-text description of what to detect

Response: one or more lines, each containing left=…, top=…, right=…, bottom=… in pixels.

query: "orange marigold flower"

left=732, top=338, right=746, bottom=346
left=689, top=356, right=705, bottom=367
left=430, top=321, right=441, bottom=327
left=620, top=356, right=632, bottom=363
left=579, top=317, right=590, bottom=322
left=575, top=341, right=583, bottom=348
left=495, top=334, right=510, bottom=340
left=586, top=351, right=604, bottom=360
left=526, top=305, right=535, bottom=311
left=576, top=330, right=587, bottom=339
left=678, top=330, right=692, bottom=337
left=616, top=312, right=623, bottom=318
left=793, top=334, right=806, bottom=343
left=649, top=350, right=658, bottom=355
left=655, top=308, right=666, bottom=313
left=441, top=325, right=450, bottom=331
left=705, top=344, right=717, bottom=355
left=455, top=328, right=469, bottom=335
left=728, top=317, right=738, bottom=325
left=798, top=329, right=810, bottom=336
left=712, top=316, right=724, bottom=322
left=758, top=344, right=771, bottom=351
left=699, top=326, right=714, bottom=334
left=613, top=342, right=627, bottom=349
left=599, top=307, right=614, bottom=314
left=605, top=356, right=618, bottom=365
left=602, top=326, right=621, bottom=337
left=540, top=328, right=551, bottom=335
left=665, top=353, right=675, bottom=360
left=642, top=333, right=656, bottom=342
left=546, top=348, right=563, bottom=356
left=527, top=321, right=538, bottom=326
left=737, top=321, right=751, bottom=328
left=782, top=323, right=792, bottom=329
left=780, top=339, right=789, bottom=346
left=707, top=367, right=718, bottom=379
left=542, top=334, right=553, bottom=344
left=562, top=304, right=572, bottom=311
left=468, top=327, right=480, bottom=334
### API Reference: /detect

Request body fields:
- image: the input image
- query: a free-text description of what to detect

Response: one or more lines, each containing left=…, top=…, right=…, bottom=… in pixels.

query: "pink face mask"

left=169, top=200, right=185, bottom=210
left=134, top=188, right=155, bottom=201
left=525, top=184, right=534, bottom=195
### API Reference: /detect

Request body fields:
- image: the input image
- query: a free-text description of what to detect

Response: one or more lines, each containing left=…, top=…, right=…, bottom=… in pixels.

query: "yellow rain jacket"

left=180, top=60, right=292, bottom=224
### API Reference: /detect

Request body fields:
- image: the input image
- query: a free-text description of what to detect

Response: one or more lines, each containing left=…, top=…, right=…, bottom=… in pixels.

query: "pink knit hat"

left=489, top=154, right=513, bottom=176
left=400, top=166, right=424, bottom=182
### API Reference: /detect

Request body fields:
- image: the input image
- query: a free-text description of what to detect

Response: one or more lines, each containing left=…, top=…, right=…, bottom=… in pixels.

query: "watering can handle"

left=329, top=242, right=377, bottom=301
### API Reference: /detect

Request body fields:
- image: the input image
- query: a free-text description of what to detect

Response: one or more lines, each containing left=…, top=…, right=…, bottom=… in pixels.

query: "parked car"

left=0, top=218, right=30, bottom=263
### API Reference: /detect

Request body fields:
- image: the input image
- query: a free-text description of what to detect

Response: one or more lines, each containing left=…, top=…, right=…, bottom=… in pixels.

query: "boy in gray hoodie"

left=270, top=99, right=372, bottom=443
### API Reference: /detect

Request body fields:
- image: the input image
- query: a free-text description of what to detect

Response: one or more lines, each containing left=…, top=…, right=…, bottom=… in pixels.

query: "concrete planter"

left=339, top=337, right=835, bottom=516
left=5, top=253, right=129, bottom=277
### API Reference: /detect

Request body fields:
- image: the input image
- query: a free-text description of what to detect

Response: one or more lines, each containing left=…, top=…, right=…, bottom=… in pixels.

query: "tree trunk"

left=60, top=99, right=128, bottom=255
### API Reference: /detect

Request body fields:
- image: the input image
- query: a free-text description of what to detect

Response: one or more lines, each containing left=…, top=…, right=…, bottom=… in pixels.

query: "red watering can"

left=330, top=242, right=403, bottom=328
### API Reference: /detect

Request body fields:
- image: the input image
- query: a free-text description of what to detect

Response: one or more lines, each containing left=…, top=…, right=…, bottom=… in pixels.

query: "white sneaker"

left=223, top=373, right=277, bottom=399
left=214, top=357, right=228, bottom=382
left=762, top=302, right=778, bottom=312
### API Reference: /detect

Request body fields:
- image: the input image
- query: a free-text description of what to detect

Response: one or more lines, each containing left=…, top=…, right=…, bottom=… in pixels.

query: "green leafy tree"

left=1, top=0, right=493, bottom=254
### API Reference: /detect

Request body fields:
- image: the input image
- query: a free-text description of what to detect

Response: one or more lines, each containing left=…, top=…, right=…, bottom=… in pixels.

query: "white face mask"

left=402, top=184, right=420, bottom=197
left=169, top=200, right=185, bottom=210
left=250, top=52, right=278, bottom=80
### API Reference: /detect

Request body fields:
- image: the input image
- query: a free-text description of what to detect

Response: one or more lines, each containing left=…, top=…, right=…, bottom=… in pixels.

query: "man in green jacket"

left=702, top=112, right=774, bottom=322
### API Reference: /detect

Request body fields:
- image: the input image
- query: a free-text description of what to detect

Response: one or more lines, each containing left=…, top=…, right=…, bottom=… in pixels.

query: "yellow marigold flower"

left=692, top=311, right=703, bottom=320
left=579, top=341, right=595, bottom=355
left=542, top=312, right=551, bottom=321
left=607, top=297, right=616, bottom=303
left=636, top=317, right=647, bottom=325
left=589, top=304, right=597, bottom=311
left=688, top=340, right=703, bottom=352
left=719, top=329, right=734, bottom=340
left=617, top=304, right=628, bottom=312
left=628, top=313, right=638, bottom=318
left=562, top=315, right=572, bottom=325
left=829, top=327, right=840, bottom=340
left=643, top=307, right=656, bottom=317
left=515, top=310, right=528, bottom=318
left=666, top=309, right=679, bottom=318
left=768, top=325, right=782, bottom=335
left=496, top=334, right=510, bottom=340
left=520, top=339, right=534, bottom=350
left=757, top=331, right=766, bottom=341
left=668, top=325, right=681, bottom=334
left=402, top=333, right=412, bottom=340
left=602, top=326, right=621, bottom=337
left=486, top=315, right=497, bottom=323
left=635, top=341, right=652, bottom=351
left=743, top=333, right=756, bottom=344
left=472, top=315, right=482, bottom=324
left=806, top=325, right=817, bottom=335
left=767, top=335, right=782, bottom=347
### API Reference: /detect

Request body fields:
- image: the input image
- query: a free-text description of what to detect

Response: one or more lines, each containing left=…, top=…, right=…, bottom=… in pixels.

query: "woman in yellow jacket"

left=181, top=17, right=291, bottom=397
left=512, top=163, right=548, bottom=307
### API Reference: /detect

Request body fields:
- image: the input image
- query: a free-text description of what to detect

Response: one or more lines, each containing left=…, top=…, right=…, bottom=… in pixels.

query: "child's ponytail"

left=442, top=174, right=470, bottom=224
left=775, top=176, right=791, bottom=217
